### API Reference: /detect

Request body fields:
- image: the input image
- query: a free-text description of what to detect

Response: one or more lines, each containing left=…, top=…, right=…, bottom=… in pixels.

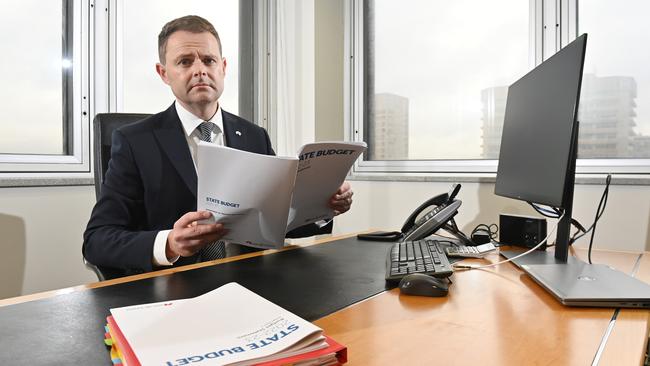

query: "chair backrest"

left=93, top=113, right=151, bottom=200
left=87, top=113, right=150, bottom=281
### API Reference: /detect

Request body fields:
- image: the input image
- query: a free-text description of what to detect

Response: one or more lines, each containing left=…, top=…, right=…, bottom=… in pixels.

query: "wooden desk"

left=598, top=251, right=650, bottom=366
left=0, top=234, right=393, bottom=365
left=314, top=247, right=650, bottom=365
left=1, top=235, right=648, bottom=365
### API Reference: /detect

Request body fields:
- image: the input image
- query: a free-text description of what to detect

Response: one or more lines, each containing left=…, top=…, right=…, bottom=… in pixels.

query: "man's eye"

left=178, top=59, right=192, bottom=66
left=203, top=58, right=217, bottom=65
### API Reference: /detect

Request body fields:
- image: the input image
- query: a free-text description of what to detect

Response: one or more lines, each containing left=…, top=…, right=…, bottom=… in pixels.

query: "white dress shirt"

left=152, top=101, right=225, bottom=266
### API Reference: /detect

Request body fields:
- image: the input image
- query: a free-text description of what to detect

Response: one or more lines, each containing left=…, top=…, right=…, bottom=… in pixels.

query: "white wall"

left=1, top=178, right=648, bottom=299
left=0, top=186, right=97, bottom=298
left=331, top=180, right=650, bottom=253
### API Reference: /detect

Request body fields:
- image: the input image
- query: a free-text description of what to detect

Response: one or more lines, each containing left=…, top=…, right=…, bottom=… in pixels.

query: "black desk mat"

left=0, top=237, right=394, bottom=365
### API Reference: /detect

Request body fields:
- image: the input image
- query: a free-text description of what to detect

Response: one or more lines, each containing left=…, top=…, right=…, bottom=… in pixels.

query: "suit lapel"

left=222, top=110, right=245, bottom=150
left=153, top=104, right=198, bottom=197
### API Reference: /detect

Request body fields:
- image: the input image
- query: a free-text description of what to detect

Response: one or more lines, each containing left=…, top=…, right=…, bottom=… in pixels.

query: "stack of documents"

left=104, top=283, right=347, bottom=366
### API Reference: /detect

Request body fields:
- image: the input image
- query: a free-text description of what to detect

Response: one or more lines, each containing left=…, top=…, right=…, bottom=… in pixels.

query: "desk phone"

left=358, top=183, right=462, bottom=242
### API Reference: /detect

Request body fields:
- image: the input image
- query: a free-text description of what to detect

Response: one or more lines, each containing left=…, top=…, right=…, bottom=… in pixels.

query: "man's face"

left=156, top=30, right=226, bottom=112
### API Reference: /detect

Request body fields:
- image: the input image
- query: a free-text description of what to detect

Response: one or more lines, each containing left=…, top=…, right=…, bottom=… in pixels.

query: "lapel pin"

left=235, top=131, right=242, bottom=136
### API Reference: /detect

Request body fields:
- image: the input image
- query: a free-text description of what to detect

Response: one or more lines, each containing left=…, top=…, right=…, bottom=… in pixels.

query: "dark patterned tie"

left=198, top=121, right=215, bottom=142
left=197, top=121, right=226, bottom=261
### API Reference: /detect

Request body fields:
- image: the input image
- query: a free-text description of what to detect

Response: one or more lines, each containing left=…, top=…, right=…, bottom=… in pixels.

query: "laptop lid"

left=521, top=262, right=650, bottom=308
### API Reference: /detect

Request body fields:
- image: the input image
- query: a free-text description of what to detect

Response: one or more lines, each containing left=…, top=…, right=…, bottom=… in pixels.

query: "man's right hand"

left=166, top=211, right=227, bottom=259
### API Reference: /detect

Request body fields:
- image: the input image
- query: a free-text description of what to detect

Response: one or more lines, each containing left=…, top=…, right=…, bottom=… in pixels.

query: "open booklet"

left=107, top=282, right=347, bottom=366
left=197, top=141, right=366, bottom=249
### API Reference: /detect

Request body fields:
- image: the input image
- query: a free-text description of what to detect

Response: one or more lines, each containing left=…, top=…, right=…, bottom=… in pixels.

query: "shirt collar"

left=175, top=101, right=224, bottom=137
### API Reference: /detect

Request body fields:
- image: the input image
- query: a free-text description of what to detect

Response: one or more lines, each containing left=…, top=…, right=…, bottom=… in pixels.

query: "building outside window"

left=355, top=0, right=650, bottom=175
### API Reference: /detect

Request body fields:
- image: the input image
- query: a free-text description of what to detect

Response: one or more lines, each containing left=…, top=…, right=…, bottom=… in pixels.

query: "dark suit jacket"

left=83, top=104, right=330, bottom=273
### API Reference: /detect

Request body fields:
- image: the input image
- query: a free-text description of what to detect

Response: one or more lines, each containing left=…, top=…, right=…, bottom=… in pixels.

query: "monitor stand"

left=500, top=249, right=582, bottom=268
left=500, top=250, right=650, bottom=308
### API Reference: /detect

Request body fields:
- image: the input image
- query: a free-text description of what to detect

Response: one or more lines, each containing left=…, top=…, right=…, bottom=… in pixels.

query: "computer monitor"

left=495, top=33, right=587, bottom=263
left=493, top=34, right=650, bottom=308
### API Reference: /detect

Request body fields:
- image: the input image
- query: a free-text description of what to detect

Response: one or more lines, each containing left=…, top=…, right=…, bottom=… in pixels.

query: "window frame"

left=0, top=0, right=92, bottom=181
left=345, top=0, right=650, bottom=180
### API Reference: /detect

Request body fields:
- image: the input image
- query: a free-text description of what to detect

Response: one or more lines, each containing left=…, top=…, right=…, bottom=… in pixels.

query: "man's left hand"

left=329, top=182, right=353, bottom=216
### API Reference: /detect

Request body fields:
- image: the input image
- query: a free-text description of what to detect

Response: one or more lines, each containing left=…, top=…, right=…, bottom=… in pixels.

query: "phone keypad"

left=446, top=243, right=497, bottom=258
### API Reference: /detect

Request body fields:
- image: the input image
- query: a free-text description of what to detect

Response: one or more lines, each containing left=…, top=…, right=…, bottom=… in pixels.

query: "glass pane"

left=578, top=1, right=650, bottom=158
left=121, top=1, right=239, bottom=114
left=0, top=2, right=65, bottom=155
left=365, top=0, right=529, bottom=160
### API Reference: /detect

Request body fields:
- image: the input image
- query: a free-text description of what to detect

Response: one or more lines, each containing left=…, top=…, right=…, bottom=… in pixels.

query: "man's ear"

left=222, top=57, right=227, bottom=75
left=156, top=63, right=170, bottom=85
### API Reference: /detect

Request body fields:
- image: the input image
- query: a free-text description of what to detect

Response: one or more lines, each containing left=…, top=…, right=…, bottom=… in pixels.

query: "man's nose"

left=192, top=61, right=207, bottom=77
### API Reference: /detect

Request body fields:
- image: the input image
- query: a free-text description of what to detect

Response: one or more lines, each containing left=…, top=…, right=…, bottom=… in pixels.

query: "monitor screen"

left=495, top=34, right=587, bottom=208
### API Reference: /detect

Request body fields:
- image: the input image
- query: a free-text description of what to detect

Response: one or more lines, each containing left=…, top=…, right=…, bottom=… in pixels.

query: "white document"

left=197, top=141, right=366, bottom=249
left=197, top=144, right=297, bottom=249
left=286, top=142, right=367, bottom=231
left=110, top=282, right=325, bottom=366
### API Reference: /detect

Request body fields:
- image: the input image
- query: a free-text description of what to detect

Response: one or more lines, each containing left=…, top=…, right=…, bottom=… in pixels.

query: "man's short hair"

left=158, top=15, right=222, bottom=64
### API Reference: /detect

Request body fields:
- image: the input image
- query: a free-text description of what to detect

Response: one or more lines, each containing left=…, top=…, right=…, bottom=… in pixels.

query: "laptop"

left=521, top=261, right=650, bottom=308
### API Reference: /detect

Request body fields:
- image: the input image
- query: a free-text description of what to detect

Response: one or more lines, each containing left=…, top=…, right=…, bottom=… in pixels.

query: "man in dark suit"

left=83, top=15, right=353, bottom=275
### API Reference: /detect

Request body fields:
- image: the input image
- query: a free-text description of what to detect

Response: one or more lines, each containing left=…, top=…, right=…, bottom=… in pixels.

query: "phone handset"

left=356, top=184, right=462, bottom=242
left=401, top=184, right=462, bottom=242
left=400, top=194, right=447, bottom=233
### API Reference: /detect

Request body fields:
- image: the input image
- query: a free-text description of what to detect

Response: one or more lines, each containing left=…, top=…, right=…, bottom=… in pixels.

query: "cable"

left=569, top=220, right=587, bottom=244
left=568, top=175, right=612, bottom=249
left=529, top=202, right=561, bottom=218
left=471, top=223, right=499, bottom=240
left=585, top=174, right=612, bottom=264
left=529, top=202, right=589, bottom=247
left=453, top=212, right=565, bottom=271
left=469, top=223, right=499, bottom=245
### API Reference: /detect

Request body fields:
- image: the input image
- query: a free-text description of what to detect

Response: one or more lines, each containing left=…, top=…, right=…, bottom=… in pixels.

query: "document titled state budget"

left=197, top=141, right=366, bottom=249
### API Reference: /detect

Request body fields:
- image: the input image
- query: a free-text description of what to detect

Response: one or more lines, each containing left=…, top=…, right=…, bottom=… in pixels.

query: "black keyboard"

left=385, top=239, right=454, bottom=281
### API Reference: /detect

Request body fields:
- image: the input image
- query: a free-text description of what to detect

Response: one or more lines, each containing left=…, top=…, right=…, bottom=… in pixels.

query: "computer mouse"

left=398, top=273, right=449, bottom=297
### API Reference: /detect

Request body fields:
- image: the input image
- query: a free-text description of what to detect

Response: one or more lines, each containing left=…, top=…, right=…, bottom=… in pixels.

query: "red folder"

left=107, top=315, right=141, bottom=366
left=255, top=335, right=347, bottom=366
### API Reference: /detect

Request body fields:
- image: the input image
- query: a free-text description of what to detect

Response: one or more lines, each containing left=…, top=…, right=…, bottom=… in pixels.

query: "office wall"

left=315, top=0, right=344, bottom=142
left=0, top=186, right=97, bottom=298
left=1, top=179, right=647, bottom=299
left=330, top=181, right=650, bottom=253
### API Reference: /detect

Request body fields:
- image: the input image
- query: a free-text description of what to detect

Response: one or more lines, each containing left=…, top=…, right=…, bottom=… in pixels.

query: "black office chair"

left=84, top=113, right=151, bottom=281
left=92, top=113, right=152, bottom=200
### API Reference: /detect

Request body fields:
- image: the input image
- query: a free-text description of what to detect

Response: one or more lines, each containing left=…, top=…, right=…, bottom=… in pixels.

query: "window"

left=0, top=0, right=90, bottom=176
left=355, top=0, right=529, bottom=171
left=348, top=0, right=650, bottom=176
left=578, top=0, right=650, bottom=160
left=115, top=0, right=240, bottom=114
left=0, top=0, right=253, bottom=183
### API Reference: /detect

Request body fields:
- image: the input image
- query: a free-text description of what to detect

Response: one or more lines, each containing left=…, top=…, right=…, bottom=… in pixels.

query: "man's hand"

left=166, top=211, right=227, bottom=259
left=329, top=181, right=353, bottom=216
